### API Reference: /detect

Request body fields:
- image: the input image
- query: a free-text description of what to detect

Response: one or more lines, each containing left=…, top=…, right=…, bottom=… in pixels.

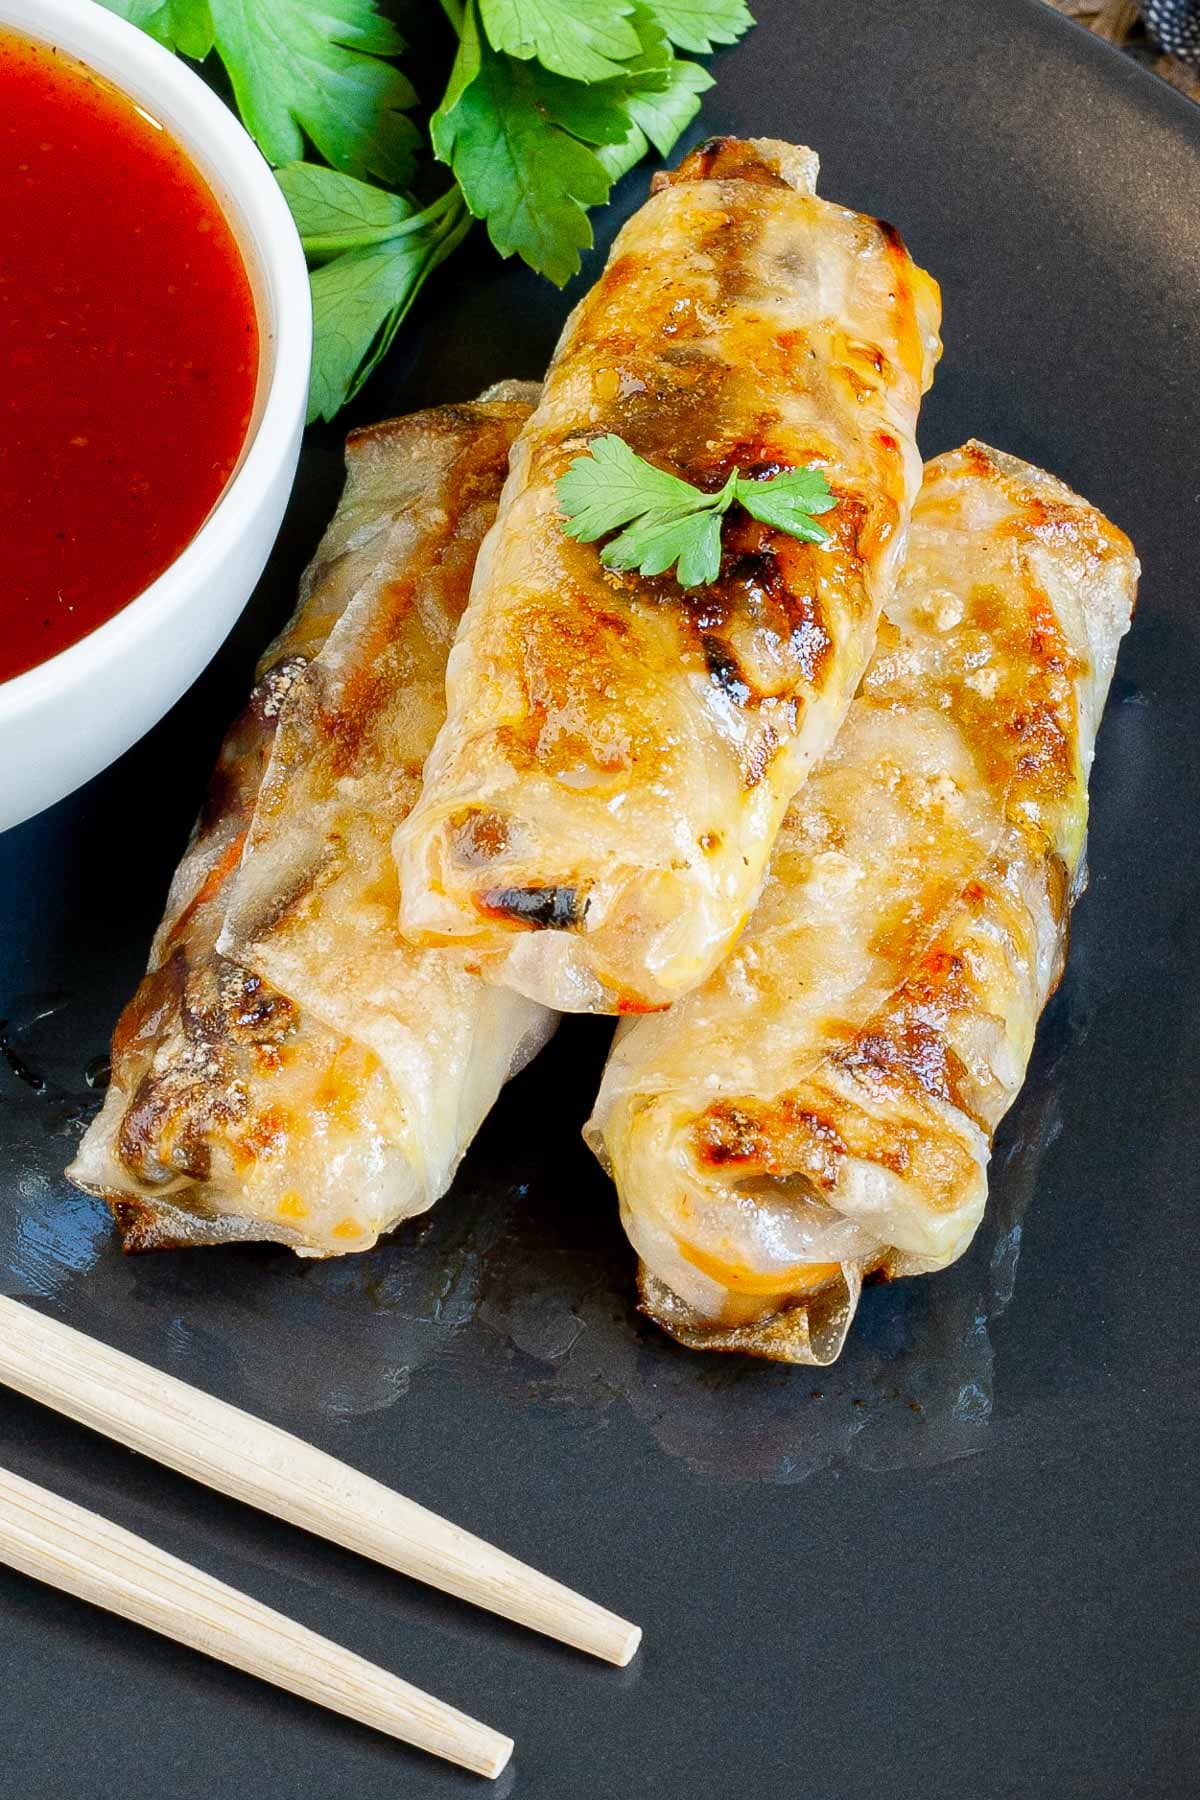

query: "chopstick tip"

left=612, top=1620, right=642, bottom=1667
left=482, top=1732, right=515, bottom=1780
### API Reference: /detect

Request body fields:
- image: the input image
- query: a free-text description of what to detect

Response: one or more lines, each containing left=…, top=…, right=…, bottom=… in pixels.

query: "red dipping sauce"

left=0, top=31, right=259, bottom=684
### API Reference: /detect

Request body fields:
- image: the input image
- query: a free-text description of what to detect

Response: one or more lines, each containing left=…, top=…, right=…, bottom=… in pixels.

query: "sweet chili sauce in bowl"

left=0, top=0, right=309, bottom=833
left=0, top=29, right=259, bottom=684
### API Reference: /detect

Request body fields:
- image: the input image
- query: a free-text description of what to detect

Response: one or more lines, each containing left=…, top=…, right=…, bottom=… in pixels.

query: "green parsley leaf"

left=557, top=436, right=835, bottom=588
left=276, top=163, right=414, bottom=262
left=536, top=7, right=685, bottom=154
left=208, top=0, right=419, bottom=187
left=103, top=0, right=214, bottom=59
left=534, top=70, right=647, bottom=148
left=582, top=12, right=664, bottom=179
left=103, top=0, right=419, bottom=184
left=625, top=55, right=712, bottom=156
left=605, top=507, right=724, bottom=586
left=643, top=0, right=755, bottom=56
left=433, top=2, right=612, bottom=285
left=435, top=1, right=712, bottom=282
left=307, top=243, right=420, bottom=424
left=558, top=434, right=701, bottom=538
left=479, top=0, right=642, bottom=84
left=593, top=123, right=650, bottom=183
left=611, top=4, right=676, bottom=91
left=733, top=465, right=837, bottom=539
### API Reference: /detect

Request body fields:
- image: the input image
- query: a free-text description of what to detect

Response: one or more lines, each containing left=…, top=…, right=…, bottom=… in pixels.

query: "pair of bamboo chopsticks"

left=0, top=1294, right=640, bottom=1778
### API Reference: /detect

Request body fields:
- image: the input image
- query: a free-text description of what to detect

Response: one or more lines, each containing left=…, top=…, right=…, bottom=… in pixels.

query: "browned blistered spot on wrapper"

left=696, top=1099, right=849, bottom=1191
left=837, top=949, right=976, bottom=1118
left=655, top=136, right=795, bottom=190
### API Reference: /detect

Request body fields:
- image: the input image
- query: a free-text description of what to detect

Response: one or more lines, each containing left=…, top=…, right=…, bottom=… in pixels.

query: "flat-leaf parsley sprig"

left=103, top=0, right=756, bottom=421
left=557, top=435, right=836, bottom=588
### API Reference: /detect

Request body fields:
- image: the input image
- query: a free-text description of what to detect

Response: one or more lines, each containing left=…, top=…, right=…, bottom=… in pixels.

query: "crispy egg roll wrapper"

left=395, top=137, right=942, bottom=1013
left=587, top=443, right=1137, bottom=1361
left=68, top=388, right=551, bottom=1257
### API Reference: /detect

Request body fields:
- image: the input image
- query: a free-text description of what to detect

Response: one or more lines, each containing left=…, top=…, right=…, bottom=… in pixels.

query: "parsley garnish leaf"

left=644, top=0, right=756, bottom=55
left=558, top=437, right=835, bottom=587
left=535, top=70, right=650, bottom=149
left=593, top=127, right=650, bottom=184
left=433, top=2, right=612, bottom=286
left=609, top=4, right=676, bottom=91
left=625, top=55, right=712, bottom=156
left=209, top=0, right=420, bottom=187
left=108, top=0, right=215, bottom=59
left=734, top=465, right=838, bottom=540
left=558, top=434, right=702, bottom=538
left=605, top=507, right=725, bottom=586
left=479, top=0, right=643, bottom=84
left=554, top=6, right=706, bottom=172
left=104, top=0, right=419, bottom=186
left=306, top=243, right=415, bottom=424
left=275, top=164, right=415, bottom=261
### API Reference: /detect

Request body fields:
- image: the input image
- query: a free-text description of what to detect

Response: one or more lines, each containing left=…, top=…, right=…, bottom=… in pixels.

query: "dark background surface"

left=1, top=1, right=1197, bottom=1795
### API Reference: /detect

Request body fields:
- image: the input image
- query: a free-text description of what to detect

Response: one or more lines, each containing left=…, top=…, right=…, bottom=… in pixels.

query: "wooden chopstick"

left=0, top=1296, right=641, bottom=1666
left=0, top=1463, right=512, bottom=1779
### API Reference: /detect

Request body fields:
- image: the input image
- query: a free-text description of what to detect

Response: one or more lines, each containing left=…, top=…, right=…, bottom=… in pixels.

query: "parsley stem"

left=711, top=466, right=741, bottom=511
left=432, top=191, right=473, bottom=263
left=421, top=187, right=471, bottom=269
left=298, top=186, right=461, bottom=262
left=436, top=0, right=466, bottom=34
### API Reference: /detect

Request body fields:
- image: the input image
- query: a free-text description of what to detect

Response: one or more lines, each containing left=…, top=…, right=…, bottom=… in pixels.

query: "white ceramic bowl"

left=0, top=0, right=311, bottom=833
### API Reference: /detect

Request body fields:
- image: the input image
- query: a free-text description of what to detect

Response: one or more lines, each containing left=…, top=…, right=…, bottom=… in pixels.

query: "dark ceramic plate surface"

left=1, top=2, right=1197, bottom=1795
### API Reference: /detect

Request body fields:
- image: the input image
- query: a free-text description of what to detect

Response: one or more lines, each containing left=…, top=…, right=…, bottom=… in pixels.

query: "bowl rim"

left=0, top=0, right=312, bottom=720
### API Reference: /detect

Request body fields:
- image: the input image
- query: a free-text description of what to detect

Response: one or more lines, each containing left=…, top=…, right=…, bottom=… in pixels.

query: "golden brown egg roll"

left=395, top=137, right=942, bottom=1013
left=68, top=387, right=552, bottom=1255
left=587, top=442, right=1137, bottom=1360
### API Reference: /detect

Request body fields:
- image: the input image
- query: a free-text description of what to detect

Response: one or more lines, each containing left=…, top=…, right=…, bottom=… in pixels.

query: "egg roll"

left=395, top=136, right=942, bottom=1013
left=68, top=388, right=552, bottom=1256
left=587, top=442, right=1137, bottom=1361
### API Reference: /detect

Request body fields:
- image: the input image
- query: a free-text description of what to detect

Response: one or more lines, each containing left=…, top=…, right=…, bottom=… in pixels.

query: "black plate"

left=2, top=2, right=1197, bottom=1794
